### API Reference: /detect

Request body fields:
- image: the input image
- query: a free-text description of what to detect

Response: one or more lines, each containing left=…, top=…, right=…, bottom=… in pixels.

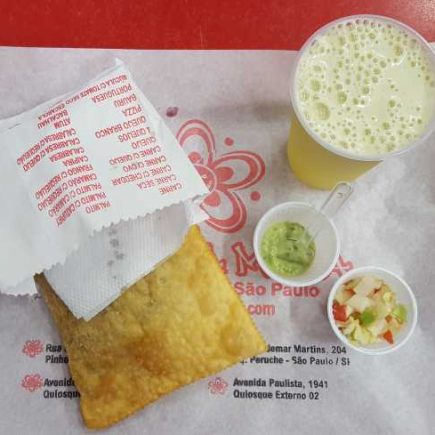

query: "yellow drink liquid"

left=288, top=113, right=378, bottom=189
left=289, top=16, right=435, bottom=189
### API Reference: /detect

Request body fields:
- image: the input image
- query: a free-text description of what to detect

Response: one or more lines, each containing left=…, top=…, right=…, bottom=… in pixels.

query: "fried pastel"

left=36, top=226, right=267, bottom=429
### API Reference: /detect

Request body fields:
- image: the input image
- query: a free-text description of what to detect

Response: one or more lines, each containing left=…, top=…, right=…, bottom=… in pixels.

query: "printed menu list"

left=0, top=62, right=207, bottom=293
left=16, top=72, right=182, bottom=228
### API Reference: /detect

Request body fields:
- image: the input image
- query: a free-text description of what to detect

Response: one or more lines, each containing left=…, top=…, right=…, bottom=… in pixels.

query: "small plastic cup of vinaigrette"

left=327, top=266, right=418, bottom=355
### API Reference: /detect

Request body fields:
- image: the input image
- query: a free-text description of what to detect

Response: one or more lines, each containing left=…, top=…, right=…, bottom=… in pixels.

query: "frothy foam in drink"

left=295, top=17, right=435, bottom=156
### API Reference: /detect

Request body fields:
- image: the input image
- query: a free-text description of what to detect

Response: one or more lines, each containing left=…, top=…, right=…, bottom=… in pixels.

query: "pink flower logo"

left=208, top=377, right=228, bottom=395
left=22, top=339, right=44, bottom=358
left=177, top=119, right=266, bottom=233
left=328, top=255, right=354, bottom=279
left=21, top=374, right=44, bottom=392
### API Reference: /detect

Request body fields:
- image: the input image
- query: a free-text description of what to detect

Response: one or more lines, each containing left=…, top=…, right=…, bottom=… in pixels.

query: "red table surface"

left=1, top=0, right=434, bottom=49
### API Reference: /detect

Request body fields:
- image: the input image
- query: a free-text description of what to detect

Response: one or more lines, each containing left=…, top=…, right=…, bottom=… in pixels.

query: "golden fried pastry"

left=36, top=225, right=266, bottom=428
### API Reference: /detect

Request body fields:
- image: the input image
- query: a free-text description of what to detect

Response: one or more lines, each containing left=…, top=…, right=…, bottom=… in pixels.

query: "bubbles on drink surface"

left=296, top=18, right=435, bottom=156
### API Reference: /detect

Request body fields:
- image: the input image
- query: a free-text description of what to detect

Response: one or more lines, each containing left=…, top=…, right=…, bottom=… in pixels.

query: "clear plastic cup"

left=288, top=14, right=435, bottom=190
left=327, top=266, right=418, bottom=355
left=253, top=202, right=340, bottom=287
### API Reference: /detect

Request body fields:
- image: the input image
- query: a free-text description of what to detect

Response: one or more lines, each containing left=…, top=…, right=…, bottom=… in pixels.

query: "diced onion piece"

left=367, top=318, right=387, bottom=337
left=354, top=276, right=381, bottom=297
left=335, top=288, right=355, bottom=304
left=343, top=318, right=358, bottom=336
left=346, top=294, right=371, bottom=313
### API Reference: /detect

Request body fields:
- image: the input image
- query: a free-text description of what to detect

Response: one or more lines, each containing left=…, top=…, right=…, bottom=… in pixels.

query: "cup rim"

left=253, top=201, right=340, bottom=287
left=289, top=14, right=435, bottom=162
left=327, top=266, right=418, bottom=355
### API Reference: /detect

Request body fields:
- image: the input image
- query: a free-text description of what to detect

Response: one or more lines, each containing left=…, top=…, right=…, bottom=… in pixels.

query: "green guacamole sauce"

left=260, top=221, right=316, bottom=277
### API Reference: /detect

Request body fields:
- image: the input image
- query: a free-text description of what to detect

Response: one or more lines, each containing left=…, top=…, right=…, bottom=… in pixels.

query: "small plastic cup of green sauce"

left=253, top=202, right=340, bottom=287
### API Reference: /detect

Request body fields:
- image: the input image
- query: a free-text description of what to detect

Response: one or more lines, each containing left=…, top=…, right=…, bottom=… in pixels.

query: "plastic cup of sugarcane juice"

left=288, top=15, right=435, bottom=190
